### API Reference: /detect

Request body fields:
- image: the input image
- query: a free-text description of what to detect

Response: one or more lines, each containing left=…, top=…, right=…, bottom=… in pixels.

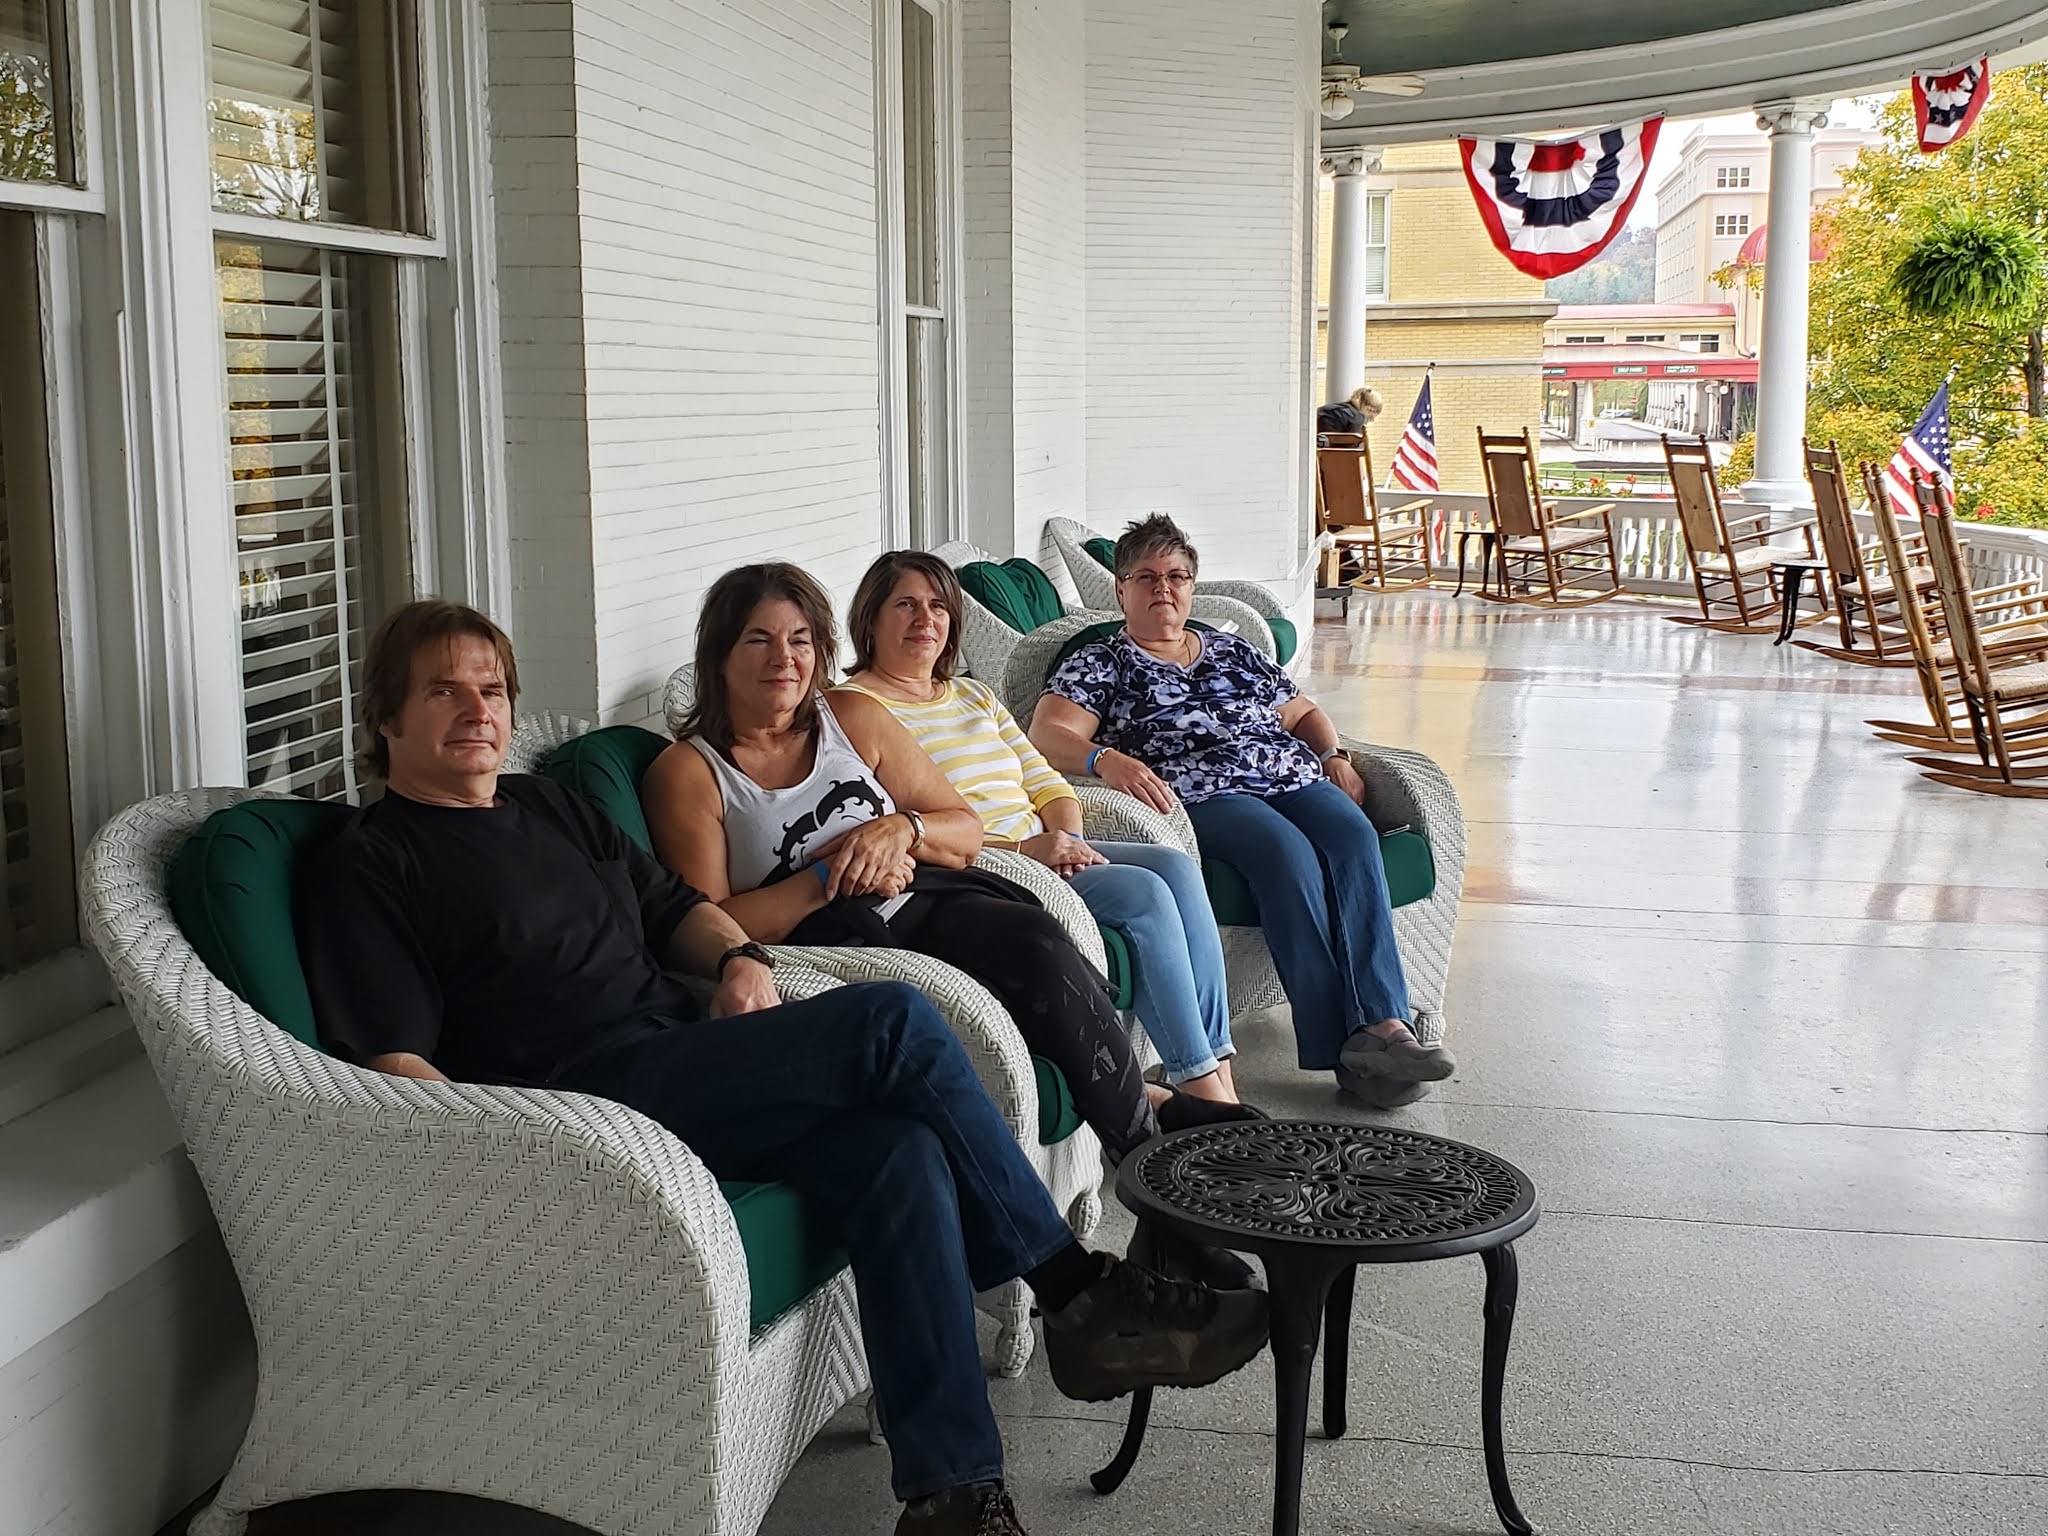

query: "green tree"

left=1806, top=65, right=2048, bottom=527
left=0, top=50, right=57, bottom=183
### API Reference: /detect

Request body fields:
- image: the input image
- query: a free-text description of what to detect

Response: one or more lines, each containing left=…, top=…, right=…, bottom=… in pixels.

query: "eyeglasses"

left=1123, top=569, right=1195, bottom=590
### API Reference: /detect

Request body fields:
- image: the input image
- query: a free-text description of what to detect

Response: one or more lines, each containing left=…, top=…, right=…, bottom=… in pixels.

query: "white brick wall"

left=484, top=0, right=599, bottom=715
left=1083, top=0, right=1316, bottom=582
left=571, top=0, right=883, bottom=723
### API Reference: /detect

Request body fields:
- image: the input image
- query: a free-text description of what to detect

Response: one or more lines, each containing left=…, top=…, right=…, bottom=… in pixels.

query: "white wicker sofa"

left=514, top=707, right=1107, bottom=1376
left=81, top=788, right=867, bottom=1536
left=998, top=614, right=1467, bottom=1054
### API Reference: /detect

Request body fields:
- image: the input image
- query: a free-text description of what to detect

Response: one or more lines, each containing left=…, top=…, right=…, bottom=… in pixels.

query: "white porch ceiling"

left=1317, top=0, right=2048, bottom=143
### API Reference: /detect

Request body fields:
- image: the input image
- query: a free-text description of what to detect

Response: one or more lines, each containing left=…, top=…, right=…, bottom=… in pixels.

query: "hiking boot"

left=895, top=1483, right=1028, bottom=1536
left=1130, top=1218, right=1263, bottom=1292
left=1039, top=1255, right=1270, bottom=1402
left=1338, top=1022, right=1457, bottom=1083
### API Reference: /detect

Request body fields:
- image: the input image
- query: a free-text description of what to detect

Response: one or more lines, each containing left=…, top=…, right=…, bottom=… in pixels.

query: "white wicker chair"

left=513, top=708, right=1106, bottom=1377
left=81, top=788, right=868, bottom=1536
left=929, top=538, right=1276, bottom=688
left=1045, top=516, right=1329, bottom=677
left=1000, top=617, right=1466, bottom=1049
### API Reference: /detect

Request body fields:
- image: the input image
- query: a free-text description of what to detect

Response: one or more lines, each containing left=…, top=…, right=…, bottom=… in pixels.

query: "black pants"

left=891, top=890, right=1158, bottom=1159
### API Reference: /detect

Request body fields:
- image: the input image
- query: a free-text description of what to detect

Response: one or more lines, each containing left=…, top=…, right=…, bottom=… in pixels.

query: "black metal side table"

left=1452, top=528, right=1501, bottom=597
left=1768, top=555, right=1827, bottom=645
left=1094, top=1121, right=1541, bottom=1536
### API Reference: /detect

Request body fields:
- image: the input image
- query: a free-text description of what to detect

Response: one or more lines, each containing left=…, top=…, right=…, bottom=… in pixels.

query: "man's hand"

left=817, top=815, right=918, bottom=898
left=710, top=956, right=781, bottom=1017
left=1096, top=749, right=1178, bottom=815
left=1324, top=752, right=1366, bottom=807
left=1018, top=829, right=1107, bottom=876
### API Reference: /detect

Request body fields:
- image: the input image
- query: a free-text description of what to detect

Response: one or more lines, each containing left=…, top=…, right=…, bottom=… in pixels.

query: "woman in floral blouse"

left=1029, top=515, right=1455, bottom=1105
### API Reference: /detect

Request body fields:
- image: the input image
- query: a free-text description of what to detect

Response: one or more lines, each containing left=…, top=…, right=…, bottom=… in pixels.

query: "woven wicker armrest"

left=1194, top=578, right=1286, bottom=624
left=1341, top=736, right=1464, bottom=855
left=1187, top=593, right=1276, bottom=658
left=1548, top=502, right=1615, bottom=525
left=1070, top=782, right=1200, bottom=859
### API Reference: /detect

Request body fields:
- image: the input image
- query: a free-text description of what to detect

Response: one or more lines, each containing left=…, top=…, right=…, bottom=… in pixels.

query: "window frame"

left=873, top=0, right=964, bottom=551
left=0, top=0, right=103, bottom=212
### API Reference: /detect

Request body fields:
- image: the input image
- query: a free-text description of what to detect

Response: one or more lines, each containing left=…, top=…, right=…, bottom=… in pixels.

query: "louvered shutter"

left=219, top=236, right=384, bottom=802
left=207, top=0, right=416, bottom=229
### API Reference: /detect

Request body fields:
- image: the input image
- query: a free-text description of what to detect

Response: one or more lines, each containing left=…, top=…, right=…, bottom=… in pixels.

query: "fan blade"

left=1354, top=73, right=1425, bottom=98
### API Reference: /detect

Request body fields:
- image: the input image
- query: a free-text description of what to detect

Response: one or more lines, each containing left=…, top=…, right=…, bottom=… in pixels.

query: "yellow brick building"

left=1318, top=142, right=1556, bottom=491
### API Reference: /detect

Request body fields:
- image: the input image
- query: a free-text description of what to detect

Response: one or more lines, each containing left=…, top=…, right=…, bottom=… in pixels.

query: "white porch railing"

left=1396, top=492, right=2048, bottom=600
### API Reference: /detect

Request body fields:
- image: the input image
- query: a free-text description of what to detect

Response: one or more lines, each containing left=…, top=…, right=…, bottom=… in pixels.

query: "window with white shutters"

left=219, top=236, right=403, bottom=801
left=207, top=0, right=422, bottom=230
left=0, top=212, right=76, bottom=970
left=1363, top=193, right=1389, bottom=301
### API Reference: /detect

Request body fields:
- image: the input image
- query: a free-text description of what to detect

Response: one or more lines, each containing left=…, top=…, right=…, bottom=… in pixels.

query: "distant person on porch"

left=300, top=598, right=1269, bottom=1536
left=1317, top=384, right=1383, bottom=439
left=1027, top=515, right=1457, bottom=1106
left=837, top=548, right=1249, bottom=1109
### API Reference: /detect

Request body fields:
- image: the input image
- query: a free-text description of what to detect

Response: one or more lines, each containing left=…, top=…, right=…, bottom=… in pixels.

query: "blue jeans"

left=1070, top=842, right=1234, bottom=1082
left=1185, top=779, right=1411, bottom=1071
left=562, top=980, right=1074, bottom=1502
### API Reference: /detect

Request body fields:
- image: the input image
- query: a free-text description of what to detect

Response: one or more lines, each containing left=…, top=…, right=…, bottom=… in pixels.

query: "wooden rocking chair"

left=1859, top=463, right=2048, bottom=750
left=1903, top=475, right=2048, bottom=793
left=1661, top=433, right=1824, bottom=631
left=1796, top=438, right=1927, bottom=665
left=1317, top=435, right=1432, bottom=590
left=1475, top=427, right=1622, bottom=607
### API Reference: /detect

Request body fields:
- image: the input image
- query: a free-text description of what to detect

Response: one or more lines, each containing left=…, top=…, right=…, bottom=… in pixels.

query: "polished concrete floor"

left=202, top=592, right=2048, bottom=1536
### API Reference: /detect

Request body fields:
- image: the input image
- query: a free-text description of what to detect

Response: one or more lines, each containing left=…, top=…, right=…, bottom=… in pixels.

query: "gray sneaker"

left=1040, top=1256, right=1270, bottom=1402
left=1339, top=1023, right=1457, bottom=1083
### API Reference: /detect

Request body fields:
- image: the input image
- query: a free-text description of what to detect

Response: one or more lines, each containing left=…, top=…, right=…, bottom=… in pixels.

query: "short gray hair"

left=1113, top=514, right=1200, bottom=580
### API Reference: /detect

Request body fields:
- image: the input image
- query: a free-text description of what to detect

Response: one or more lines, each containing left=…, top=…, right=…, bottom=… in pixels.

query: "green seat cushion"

left=957, top=558, right=1067, bottom=634
left=167, top=798, right=359, bottom=1048
left=1204, top=827, right=1434, bottom=926
left=719, top=1179, right=847, bottom=1333
left=1266, top=615, right=1298, bottom=667
left=1097, top=924, right=1135, bottom=1011
left=1034, top=1056, right=1084, bottom=1144
left=1082, top=535, right=1117, bottom=571
left=539, top=724, right=672, bottom=855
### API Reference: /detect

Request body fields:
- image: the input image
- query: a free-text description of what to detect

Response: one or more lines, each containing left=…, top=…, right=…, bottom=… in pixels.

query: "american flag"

left=1388, top=375, right=1439, bottom=492
left=1881, top=383, right=1952, bottom=520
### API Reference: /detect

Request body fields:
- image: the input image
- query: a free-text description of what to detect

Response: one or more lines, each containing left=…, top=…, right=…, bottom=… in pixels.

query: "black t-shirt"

left=301, top=775, right=707, bottom=1084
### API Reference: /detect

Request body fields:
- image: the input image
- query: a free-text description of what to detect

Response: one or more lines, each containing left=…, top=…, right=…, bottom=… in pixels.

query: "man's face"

left=382, top=634, right=512, bottom=785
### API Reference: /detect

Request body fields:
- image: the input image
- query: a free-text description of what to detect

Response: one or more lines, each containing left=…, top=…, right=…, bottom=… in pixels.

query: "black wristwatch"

left=716, top=941, right=776, bottom=978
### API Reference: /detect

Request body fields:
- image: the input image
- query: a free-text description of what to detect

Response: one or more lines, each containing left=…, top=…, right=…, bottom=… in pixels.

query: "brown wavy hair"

left=847, top=550, right=965, bottom=682
left=360, top=599, right=520, bottom=778
left=677, top=563, right=839, bottom=748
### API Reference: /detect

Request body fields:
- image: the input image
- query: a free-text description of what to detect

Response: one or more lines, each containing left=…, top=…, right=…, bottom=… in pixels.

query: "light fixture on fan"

left=1321, top=21, right=1424, bottom=119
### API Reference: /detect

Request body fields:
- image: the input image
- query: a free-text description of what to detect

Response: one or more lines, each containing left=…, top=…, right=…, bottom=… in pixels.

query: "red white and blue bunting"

left=1457, top=118, right=1664, bottom=280
left=1913, top=58, right=1991, bottom=153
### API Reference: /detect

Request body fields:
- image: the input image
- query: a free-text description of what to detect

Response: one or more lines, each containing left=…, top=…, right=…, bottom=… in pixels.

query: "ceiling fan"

left=1321, top=21, right=1425, bottom=118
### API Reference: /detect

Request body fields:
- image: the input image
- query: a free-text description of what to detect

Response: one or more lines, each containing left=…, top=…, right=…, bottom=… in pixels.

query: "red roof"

left=1732, top=222, right=1827, bottom=265
left=1552, top=302, right=1734, bottom=321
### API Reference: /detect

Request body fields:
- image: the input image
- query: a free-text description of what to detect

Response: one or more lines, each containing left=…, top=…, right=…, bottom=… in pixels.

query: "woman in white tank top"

left=644, top=563, right=1184, bottom=1169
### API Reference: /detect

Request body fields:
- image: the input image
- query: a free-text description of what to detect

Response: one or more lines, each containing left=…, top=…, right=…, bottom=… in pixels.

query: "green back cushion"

left=167, top=799, right=358, bottom=1047
left=1266, top=615, right=1298, bottom=667
left=542, top=725, right=1088, bottom=1146
left=1083, top=536, right=1117, bottom=571
left=1204, top=827, right=1434, bottom=925
left=957, top=559, right=1066, bottom=634
left=539, top=724, right=671, bottom=855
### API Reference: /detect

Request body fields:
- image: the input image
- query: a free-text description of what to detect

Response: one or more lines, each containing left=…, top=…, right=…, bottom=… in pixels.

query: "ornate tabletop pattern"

left=1127, top=1121, right=1536, bottom=1250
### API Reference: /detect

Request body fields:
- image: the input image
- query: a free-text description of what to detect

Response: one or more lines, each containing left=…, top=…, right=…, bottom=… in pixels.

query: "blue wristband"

left=813, top=862, right=830, bottom=888
left=1086, top=746, right=1107, bottom=776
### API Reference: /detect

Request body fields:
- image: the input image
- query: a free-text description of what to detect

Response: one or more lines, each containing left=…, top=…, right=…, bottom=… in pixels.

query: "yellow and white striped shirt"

left=836, top=677, right=1078, bottom=843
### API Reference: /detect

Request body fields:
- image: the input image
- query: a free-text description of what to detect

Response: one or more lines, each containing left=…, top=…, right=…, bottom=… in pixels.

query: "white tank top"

left=688, top=698, right=907, bottom=911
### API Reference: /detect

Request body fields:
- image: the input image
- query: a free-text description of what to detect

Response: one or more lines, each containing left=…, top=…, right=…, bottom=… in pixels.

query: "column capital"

left=1754, top=100, right=1830, bottom=137
left=1320, top=145, right=1383, bottom=179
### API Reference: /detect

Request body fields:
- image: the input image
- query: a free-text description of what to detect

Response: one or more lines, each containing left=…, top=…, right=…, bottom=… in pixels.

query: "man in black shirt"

left=301, top=600, right=1268, bottom=1536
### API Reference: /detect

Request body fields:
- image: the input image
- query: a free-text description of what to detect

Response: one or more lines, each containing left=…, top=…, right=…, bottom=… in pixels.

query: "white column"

left=1321, top=146, right=1381, bottom=405
left=1740, top=100, right=1829, bottom=507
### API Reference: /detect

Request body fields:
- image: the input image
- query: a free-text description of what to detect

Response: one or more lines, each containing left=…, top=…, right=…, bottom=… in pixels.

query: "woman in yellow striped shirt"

left=837, top=552, right=1241, bottom=1105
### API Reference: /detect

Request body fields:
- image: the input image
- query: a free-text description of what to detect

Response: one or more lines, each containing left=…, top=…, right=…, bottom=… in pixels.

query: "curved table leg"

left=1322, top=1266, right=1357, bottom=1440
left=1480, top=1245, right=1536, bottom=1536
left=1774, top=567, right=1808, bottom=645
left=1268, top=1256, right=1342, bottom=1536
left=1090, top=1386, right=1153, bottom=1495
